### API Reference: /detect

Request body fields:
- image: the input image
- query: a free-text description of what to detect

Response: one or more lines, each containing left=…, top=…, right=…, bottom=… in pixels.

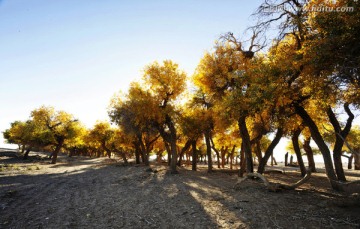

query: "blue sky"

left=0, top=0, right=263, bottom=147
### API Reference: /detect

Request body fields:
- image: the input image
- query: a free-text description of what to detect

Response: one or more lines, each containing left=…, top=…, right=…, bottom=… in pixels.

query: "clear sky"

left=0, top=0, right=358, bottom=163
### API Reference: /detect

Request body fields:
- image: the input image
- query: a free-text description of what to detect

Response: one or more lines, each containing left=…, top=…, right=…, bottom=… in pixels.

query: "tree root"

left=331, top=180, right=360, bottom=194
left=234, top=169, right=312, bottom=192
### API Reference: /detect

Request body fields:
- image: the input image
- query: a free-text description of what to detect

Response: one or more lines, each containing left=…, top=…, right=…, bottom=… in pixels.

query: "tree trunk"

left=165, top=116, right=178, bottom=174
left=257, top=128, right=283, bottom=174
left=137, top=139, right=148, bottom=165
left=239, top=143, right=245, bottom=177
left=142, top=149, right=150, bottom=166
left=139, top=149, right=144, bottom=163
left=177, top=140, right=192, bottom=166
left=210, top=137, right=221, bottom=169
left=326, top=103, right=354, bottom=182
left=294, top=104, right=338, bottom=188
left=191, top=140, right=197, bottom=171
left=354, top=152, right=360, bottom=170
left=292, top=128, right=307, bottom=177
left=303, top=138, right=317, bottom=172
left=135, top=146, right=141, bottom=164
left=213, top=147, right=221, bottom=169
left=23, top=148, right=31, bottom=160
left=164, top=142, right=171, bottom=166
left=221, top=146, right=228, bottom=169
left=230, top=145, right=235, bottom=170
left=21, top=145, right=25, bottom=154
left=118, top=150, right=128, bottom=164
left=285, top=152, right=289, bottom=166
left=271, top=155, right=277, bottom=165
left=238, top=116, right=253, bottom=173
left=255, top=140, right=263, bottom=163
left=156, top=150, right=162, bottom=163
left=333, top=152, right=345, bottom=181
left=204, top=130, right=213, bottom=172
left=102, top=142, right=112, bottom=159
left=51, top=140, right=64, bottom=164
left=169, top=138, right=177, bottom=173
left=348, top=154, right=353, bottom=170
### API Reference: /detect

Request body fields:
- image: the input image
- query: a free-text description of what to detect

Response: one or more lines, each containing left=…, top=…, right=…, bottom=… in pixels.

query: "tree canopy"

left=3, top=0, right=360, bottom=190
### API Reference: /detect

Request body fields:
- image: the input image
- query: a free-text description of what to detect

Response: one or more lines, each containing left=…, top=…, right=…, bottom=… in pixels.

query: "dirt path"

left=1, top=151, right=360, bottom=228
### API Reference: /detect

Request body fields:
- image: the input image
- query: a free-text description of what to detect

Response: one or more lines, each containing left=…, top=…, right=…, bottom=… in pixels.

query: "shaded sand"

left=1, top=150, right=360, bottom=228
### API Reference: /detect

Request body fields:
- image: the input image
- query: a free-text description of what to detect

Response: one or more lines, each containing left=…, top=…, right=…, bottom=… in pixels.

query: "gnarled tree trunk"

left=177, top=140, right=192, bottom=166
left=221, top=146, right=228, bottom=169
left=191, top=140, right=197, bottom=171
left=255, top=140, right=262, bottom=163
left=23, top=147, right=32, bottom=160
left=204, top=130, right=213, bottom=172
left=294, top=104, right=338, bottom=189
left=303, top=138, right=316, bottom=172
left=239, top=143, right=245, bottom=177
left=134, top=145, right=141, bottom=164
left=258, top=128, right=283, bottom=174
left=326, top=103, right=354, bottom=182
left=292, top=127, right=306, bottom=177
left=354, top=152, right=360, bottom=170
left=230, top=145, right=236, bottom=170
left=238, top=116, right=253, bottom=173
left=210, top=137, right=221, bottom=169
left=51, top=138, right=64, bottom=164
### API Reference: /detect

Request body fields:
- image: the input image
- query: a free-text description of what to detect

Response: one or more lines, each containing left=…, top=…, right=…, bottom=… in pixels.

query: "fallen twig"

left=234, top=169, right=312, bottom=192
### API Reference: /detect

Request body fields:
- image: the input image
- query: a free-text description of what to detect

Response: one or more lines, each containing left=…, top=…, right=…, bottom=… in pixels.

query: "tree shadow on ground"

left=0, top=158, right=359, bottom=228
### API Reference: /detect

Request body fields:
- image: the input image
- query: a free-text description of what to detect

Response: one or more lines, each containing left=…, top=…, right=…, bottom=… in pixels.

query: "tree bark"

left=271, top=154, right=277, bottom=165
left=191, top=140, right=197, bottom=171
left=102, top=142, right=112, bottom=159
left=239, top=143, right=245, bottom=177
left=177, top=140, right=192, bottom=166
left=257, top=128, right=283, bottom=174
left=204, top=130, right=213, bottom=172
left=342, top=154, right=353, bottom=170
left=210, top=137, right=221, bottom=168
left=348, top=154, right=353, bottom=170
left=303, top=138, right=317, bottom=172
left=230, top=145, right=235, bottom=170
left=221, top=146, right=228, bottom=169
left=354, top=152, right=360, bottom=170
left=134, top=145, right=141, bottom=164
left=137, top=137, right=149, bottom=166
left=326, top=103, right=354, bottom=181
left=164, top=142, right=171, bottom=166
left=165, top=116, right=178, bottom=174
left=21, top=145, right=25, bottom=154
left=117, top=150, right=128, bottom=164
left=238, top=116, right=253, bottom=173
left=292, top=127, right=307, bottom=177
left=51, top=139, right=64, bottom=164
left=255, top=140, right=263, bottom=163
left=294, top=104, right=338, bottom=188
left=23, top=148, right=31, bottom=160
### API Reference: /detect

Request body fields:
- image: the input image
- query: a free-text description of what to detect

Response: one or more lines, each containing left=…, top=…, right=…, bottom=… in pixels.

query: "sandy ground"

left=1, top=149, right=360, bottom=229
